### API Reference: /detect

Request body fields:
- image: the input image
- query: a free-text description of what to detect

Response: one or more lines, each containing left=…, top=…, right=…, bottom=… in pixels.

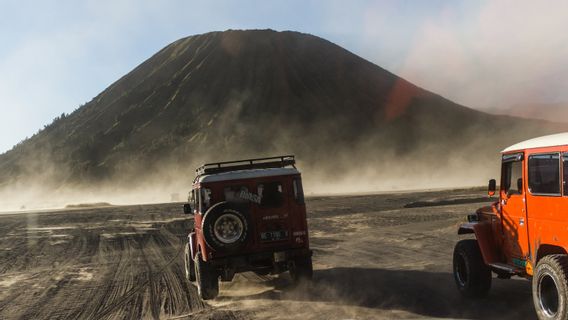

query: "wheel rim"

left=455, top=253, right=468, bottom=287
left=539, top=272, right=560, bottom=317
left=213, top=213, right=244, bottom=244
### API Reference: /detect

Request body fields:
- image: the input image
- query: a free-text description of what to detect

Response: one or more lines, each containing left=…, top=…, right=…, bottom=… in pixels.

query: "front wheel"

left=290, top=255, right=313, bottom=283
left=453, top=239, right=491, bottom=298
left=533, top=255, right=568, bottom=320
left=194, top=253, right=219, bottom=300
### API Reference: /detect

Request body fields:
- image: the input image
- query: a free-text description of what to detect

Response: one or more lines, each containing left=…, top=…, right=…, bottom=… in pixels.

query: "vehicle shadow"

left=218, top=267, right=534, bottom=319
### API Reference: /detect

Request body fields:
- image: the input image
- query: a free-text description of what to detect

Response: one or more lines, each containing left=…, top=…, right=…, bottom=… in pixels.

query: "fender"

left=458, top=221, right=499, bottom=264
left=189, top=232, right=197, bottom=259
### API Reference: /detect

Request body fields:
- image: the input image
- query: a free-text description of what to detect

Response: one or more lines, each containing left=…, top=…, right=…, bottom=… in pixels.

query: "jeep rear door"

left=254, top=179, right=293, bottom=248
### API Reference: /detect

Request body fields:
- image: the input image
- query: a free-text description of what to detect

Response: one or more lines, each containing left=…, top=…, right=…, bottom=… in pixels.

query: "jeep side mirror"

left=183, top=203, right=193, bottom=215
left=517, top=178, right=523, bottom=192
left=488, top=179, right=496, bottom=197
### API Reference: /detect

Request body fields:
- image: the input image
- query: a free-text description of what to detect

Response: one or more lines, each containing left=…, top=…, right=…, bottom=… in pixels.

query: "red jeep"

left=183, top=155, right=313, bottom=300
left=454, top=133, right=568, bottom=319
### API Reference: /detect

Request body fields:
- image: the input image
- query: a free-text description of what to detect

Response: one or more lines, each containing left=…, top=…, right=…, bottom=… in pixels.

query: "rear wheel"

left=453, top=239, right=491, bottom=298
left=194, top=253, right=219, bottom=300
left=290, top=255, right=313, bottom=283
left=184, top=243, right=195, bottom=282
left=533, top=255, right=568, bottom=320
left=202, top=202, right=250, bottom=253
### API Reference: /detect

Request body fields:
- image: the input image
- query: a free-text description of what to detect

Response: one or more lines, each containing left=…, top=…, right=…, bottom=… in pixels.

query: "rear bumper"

left=209, top=247, right=311, bottom=272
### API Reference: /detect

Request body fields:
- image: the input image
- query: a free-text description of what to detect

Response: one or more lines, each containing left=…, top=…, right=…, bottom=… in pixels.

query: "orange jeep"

left=182, top=155, right=312, bottom=300
left=454, top=133, right=568, bottom=319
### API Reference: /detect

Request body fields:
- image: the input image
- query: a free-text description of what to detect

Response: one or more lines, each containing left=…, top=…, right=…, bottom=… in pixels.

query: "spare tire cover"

left=202, top=201, right=250, bottom=252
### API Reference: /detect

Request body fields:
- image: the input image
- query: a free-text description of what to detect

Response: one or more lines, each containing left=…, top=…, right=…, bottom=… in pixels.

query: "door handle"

left=519, top=218, right=524, bottom=226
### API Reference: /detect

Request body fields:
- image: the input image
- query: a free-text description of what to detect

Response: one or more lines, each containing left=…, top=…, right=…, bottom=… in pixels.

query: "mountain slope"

left=0, top=29, right=565, bottom=197
left=490, top=103, right=568, bottom=123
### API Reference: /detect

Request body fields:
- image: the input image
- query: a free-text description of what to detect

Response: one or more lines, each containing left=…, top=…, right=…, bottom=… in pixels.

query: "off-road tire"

left=532, top=255, right=568, bottom=320
left=194, top=253, right=219, bottom=300
left=202, top=202, right=250, bottom=253
left=184, top=243, right=196, bottom=282
left=290, top=255, right=313, bottom=283
left=453, top=239, right=491, bottom=298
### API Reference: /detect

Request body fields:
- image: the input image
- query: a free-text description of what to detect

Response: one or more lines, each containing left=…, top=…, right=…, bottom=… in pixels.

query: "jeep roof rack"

left=196, top=155, right=296, bottom=176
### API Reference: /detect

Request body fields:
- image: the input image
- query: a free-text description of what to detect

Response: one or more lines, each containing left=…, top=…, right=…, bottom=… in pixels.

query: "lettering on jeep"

left=238, top=189, right=261, bottom=204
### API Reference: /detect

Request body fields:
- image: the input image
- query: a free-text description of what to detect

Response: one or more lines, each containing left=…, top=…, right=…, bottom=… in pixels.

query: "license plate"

left=261, top=230, right=288, bottom=241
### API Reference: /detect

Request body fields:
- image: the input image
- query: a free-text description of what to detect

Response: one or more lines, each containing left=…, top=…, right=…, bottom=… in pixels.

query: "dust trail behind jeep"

left=182, top=155, right=313, bottom=300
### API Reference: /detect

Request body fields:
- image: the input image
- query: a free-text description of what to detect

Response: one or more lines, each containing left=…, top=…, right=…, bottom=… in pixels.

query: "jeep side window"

left=199, top=188, right=212, bottom=212
left=293, top=178, right=305, bottom=204
left=224, top=185, right=249, bottom=204
left=189, top=189, right=197, bottom=210
left=258, top=182, right=283, bottom=207
left=197, top=188, right=202, bottom=212
left=503, top=160, right=523, bottom=196
left=528, top=153, right=560, bottom=195
left=563, top=154, right=568, bottom=195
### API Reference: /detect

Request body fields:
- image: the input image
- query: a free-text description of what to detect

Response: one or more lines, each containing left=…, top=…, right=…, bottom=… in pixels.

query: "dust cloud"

left=0, top=107, right=564, bottom=213
left=0, top=144, right=500, bottom=212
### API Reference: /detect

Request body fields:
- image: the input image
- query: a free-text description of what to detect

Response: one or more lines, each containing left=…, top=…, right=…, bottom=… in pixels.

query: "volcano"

left=0, top=29, right=565, bottom=191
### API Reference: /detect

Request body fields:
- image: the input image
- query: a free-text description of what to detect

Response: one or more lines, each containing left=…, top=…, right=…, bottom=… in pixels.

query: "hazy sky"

left=1, top=0, right=567, bottom=153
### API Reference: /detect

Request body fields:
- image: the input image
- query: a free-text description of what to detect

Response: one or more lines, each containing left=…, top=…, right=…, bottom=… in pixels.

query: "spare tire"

left=202, top=201, right=250, bottom=252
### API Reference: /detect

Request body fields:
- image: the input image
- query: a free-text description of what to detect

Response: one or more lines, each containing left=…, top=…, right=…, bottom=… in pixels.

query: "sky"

left=1, top=0, right=568, bottom=154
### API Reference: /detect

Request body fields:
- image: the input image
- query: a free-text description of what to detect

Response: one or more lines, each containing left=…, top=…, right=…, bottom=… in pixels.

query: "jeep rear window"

left=528, top=153, right=560, bottom=195
left=224, top=185, right=249, bottom=204
left=258, top=182, right=284, bottom=207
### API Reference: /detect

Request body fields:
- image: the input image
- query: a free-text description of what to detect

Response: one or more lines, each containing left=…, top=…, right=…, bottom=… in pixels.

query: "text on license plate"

left=260, top=230, right=288, bottom=241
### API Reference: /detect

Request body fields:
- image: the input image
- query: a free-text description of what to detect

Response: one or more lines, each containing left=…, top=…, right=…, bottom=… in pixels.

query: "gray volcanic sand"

left=0, top=189, right=534, bottom=319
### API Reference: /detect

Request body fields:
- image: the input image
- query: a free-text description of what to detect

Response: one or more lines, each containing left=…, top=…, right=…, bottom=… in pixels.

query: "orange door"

left=500, top=155, right=530, bottom=266
left=525, top=152, right=565, bottom=262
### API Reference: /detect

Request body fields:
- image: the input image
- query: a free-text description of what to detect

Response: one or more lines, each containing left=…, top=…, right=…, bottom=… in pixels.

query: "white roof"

left=502, top=132, right=568, bottom=153
left=198, top=167, right=300, bottom=183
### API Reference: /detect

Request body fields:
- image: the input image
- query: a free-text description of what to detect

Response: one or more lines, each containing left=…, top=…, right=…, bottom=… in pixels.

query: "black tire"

left=290, top=255, right=313, bottom=283
left=194, top=253, right=219, bottom=300
left=202, top=202, right=250, bottom=253
left=184, top=243, right=196, bottom=282
left=453, top=239, right=491, bottom=298
left=532, top=255, right=568, bottom=320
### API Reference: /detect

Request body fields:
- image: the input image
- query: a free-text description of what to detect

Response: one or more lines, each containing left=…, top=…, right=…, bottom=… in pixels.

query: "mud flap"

left=220, top=268, right=235, bottom=282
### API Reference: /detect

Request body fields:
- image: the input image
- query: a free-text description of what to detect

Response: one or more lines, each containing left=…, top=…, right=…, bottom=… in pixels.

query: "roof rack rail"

left=196, top=155, right=296, bottom=176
